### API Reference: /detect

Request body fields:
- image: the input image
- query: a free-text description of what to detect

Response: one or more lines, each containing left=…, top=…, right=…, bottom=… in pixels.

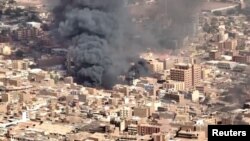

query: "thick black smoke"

left=53, top=0, right=202, bottom=88
left=54, top=0, right=153, bottom=88
left=126, top=59, right=151, bottom=84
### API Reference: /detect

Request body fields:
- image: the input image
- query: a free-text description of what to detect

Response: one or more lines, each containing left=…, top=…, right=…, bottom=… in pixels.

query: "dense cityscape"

left=0, top=0, right=249, bottom=141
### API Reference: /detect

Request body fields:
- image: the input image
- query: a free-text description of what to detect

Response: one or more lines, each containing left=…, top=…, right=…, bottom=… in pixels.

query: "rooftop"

left=31, top=123, right=74, bottom=135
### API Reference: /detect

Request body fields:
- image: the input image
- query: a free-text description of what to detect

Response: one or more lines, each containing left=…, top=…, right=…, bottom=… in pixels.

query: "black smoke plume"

left=126, top=59, right=151, bottom=84
left=53, top=0, right=202, bottom=88
left=54, top=0, right=153, bottom=88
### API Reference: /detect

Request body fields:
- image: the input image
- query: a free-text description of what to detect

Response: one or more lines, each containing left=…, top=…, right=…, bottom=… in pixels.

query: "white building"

left=192, top=90, right=200, bottom=102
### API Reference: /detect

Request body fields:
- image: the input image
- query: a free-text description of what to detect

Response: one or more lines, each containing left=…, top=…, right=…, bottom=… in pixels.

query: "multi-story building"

left=12, top=60, right=29, bottom=70
left=12, top=27, right=41, bottom=41
left=201, top=68, right=212, bottom=80
left=0, top=102, right=8, bottom=113
left=195, top=85, right=208, bottom=94
left=170, top=63, right=192, bottom=89
left=140, top=51, right=165, bottom=73
left=170, top=62, right=201, bottom=90
left=120, top=107, right=132, bottom=119
left=152, top=133, right=167, bottom=141
left=0, top=35, right=11, bottom=43
left=224, top=39, right=237, bottom=50
left=148, top=60, right=164, bottom=73
left=128, top=124, right=138, bottom=135
left=232, top=55, right=250, bottom=64
left=192, top=64, right=202, bottom=87
left=137, top=124, right=161, bottom=136
left=209, top=50, right=220, bottom=60
left=218, top=42, right=225, bottom=51
left=164, top=91, right=185, bottom=103
left=217, top=61, right=237, bottom=70
left=218, top=39, right=237, bottom=51
left=163, top=80, right=185, bottom=91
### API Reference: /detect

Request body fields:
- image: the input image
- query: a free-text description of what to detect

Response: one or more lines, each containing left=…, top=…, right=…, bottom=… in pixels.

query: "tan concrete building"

left=39, top=88, right=59, bottom=97
left=12, top=27, right=41, bottom=41
left=1, top=94, right=10, bottom=102
left=209, top=50, right=220, bottom=60
left=233, top=55, right=250, bottom=64
left=28, top=71, right=50, bottom=82
left=0, top=102, right=8, bottom=113
left=64, top=77, right=74, bottom=84
left=8, top=78, right=22, bottom=87
left=138, top=124, right=161, bottom=136
left=78, top=94, right=88, bottom=102
left=170, top=63, right=201, bottom=90
left=224, top=39, right=237, bottom=50
left=170, top=63, right=192, bottom=89
left=195, top=85, right=208, bottom=94
left=120, top=107, right=132, bottom=119
left=152, top=133, right=167, bottom=141
left=12, top=60, right=29, bottom=70
left=140, top=51, right=165, bottom=73
left=201, top=68, right=212, bottom=80
left=19, top=92, right=32, bottom=103
left=218, top=41, right=225, bottom=51
left=148, top=60, right=164, bottom=73
left=164, top=92, right=185, bottom=103
left=133, top=106, right=150, bottom=118
left=113, top=84, right=129, bottom=96
left=163, top=80, right=185, bottom=91
left=192, top=64, right=202, bottom=87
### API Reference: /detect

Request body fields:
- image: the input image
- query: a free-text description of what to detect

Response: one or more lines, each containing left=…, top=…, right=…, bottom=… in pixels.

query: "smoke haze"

left=53, top=0, right=202, bottom=88
left=130, top=0, right=202, bottom=48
